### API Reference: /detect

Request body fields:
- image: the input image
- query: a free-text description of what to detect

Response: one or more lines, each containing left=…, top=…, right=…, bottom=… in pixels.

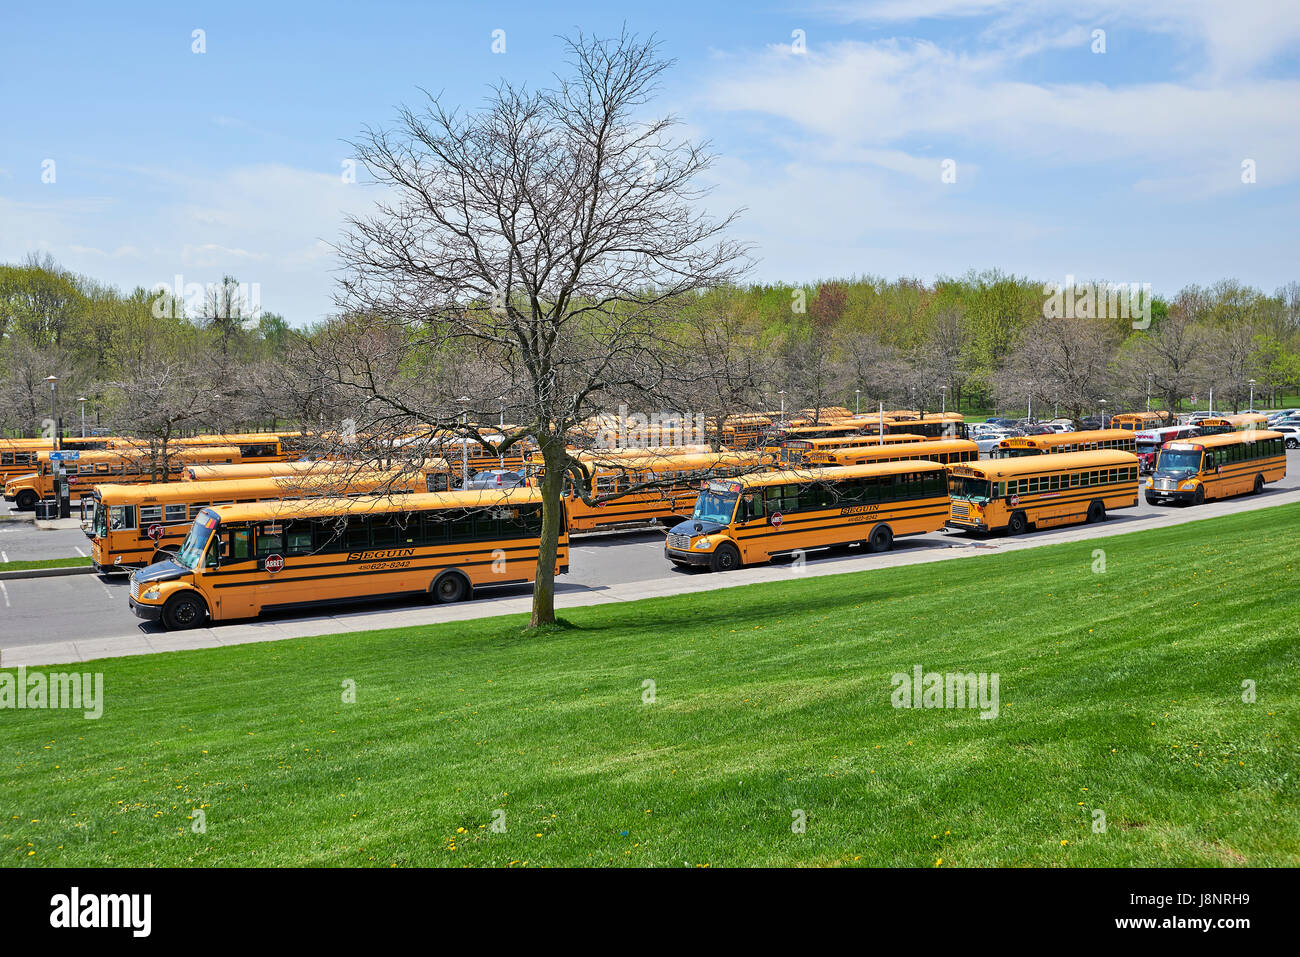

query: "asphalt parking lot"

left=2, top=450, right=1298, bottom=655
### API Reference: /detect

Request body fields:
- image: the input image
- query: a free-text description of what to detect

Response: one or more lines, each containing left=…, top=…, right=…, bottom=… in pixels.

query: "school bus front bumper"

left=128, top=596, right=163, bottom=621
left=664, top=546, right=714, bottom=565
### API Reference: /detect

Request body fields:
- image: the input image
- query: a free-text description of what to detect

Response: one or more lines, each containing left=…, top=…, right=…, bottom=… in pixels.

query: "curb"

left=0, top=565, right=96, bottom=581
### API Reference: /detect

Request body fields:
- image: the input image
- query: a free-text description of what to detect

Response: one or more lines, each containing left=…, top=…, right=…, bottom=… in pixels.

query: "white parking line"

left=99, top=580, right=114, bottom=601
left=74, top=546, right=86, bottom=557
left=0, top=582, right=8, bottom=608
left=1, top=550, right=7, bottom=563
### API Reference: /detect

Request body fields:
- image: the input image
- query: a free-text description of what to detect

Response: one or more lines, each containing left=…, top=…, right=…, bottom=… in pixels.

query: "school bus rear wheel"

left=162, top=593, right=208, bottom=631
left=1006, top=512, right=1028, bottom=535
left=1086, top=501, right=1107, bottom=523
left=710, top=543, right=741, bottom=572
left=867, top=524, right=894, bottom=552
left=15, top=489, right=37, bottom=511
left=1253, top=474, right=1265, bottom=494
left=431, top=571, right=471, bottom=603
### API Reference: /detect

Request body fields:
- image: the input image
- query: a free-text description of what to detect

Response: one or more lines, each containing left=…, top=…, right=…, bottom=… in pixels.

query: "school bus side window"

left=286, top=525, right=313, bottom=556
left=256, top=525, right=284, bottom=556
left=229, top=528, right=252, bottom=562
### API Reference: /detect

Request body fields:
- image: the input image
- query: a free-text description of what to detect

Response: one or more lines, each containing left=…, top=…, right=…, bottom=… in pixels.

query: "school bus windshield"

left=947, top=475, right=991, bottom=503
left=176, top=515, right=217, bottom=570
left=693, top=488, right=738, bottom=524
left=1156, top=449, right=1202, bottom=474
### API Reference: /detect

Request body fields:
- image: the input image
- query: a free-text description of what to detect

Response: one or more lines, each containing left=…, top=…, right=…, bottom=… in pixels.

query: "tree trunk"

left=529, top=434, right=565, bottom=627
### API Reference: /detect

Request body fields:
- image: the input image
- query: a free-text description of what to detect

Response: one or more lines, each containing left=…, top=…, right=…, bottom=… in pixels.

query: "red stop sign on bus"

left=147, top=524, right=164, bottom=540
left=264, top=554, right=285, bottom=574
left=771, top=511, right=783, bottom=527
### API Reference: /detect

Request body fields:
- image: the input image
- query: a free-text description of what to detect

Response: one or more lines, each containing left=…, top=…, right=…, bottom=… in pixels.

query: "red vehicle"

left=1135, top=425, right=1200, bottom=474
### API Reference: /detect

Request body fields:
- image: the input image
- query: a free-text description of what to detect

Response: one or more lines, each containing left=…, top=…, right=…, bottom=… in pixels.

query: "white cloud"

left=0, top=163, right=378, bottom=324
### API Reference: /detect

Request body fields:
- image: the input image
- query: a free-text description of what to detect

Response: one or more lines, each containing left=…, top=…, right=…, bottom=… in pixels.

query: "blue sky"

left=2, top=0, right=1298, bottom=324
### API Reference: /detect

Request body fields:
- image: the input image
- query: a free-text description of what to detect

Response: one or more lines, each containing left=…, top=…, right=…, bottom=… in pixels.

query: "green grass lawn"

left=0, top=556, right=92, bottom=572
left=3, top=505, right=1297, bottom=867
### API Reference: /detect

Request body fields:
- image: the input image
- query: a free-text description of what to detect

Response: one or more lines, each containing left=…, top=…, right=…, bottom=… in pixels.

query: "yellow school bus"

left=991, top=429, right=1136, bottom=458
left=663, top=460, right=950, bottom=571
left=1145, top=430, right=1286, bottom=506
left=945, top=450, right=1139, bottom=534
left=540, top=449, right=763, bottom=532
left=113, top=433, right=290, bottom=462
left=4, top=446, right=241, bottom=509
left=127, top=488, right=568, bottom=629
left=716, top=413, right=775, bottom=449
left=182, top=458, right=454, bottom=489
left=1227, top=413, right=1269, bottom=432
left=86, top=469, right=438, bottom=572
left=760, top=423, right=868, bottom=459
left=885, top=413, right=969, bottom=440
left=1113, top=411, right=1170, bottom=431
left=0, top=436, right=120, bottom=482
left=777, top=433, right=928, bottom=465
left=812, top=438, right=979, bottom=468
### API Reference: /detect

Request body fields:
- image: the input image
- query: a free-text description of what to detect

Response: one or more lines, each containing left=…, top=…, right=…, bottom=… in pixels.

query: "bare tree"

left=995, top=315, right=1118, bottom=421
left=666, top=289, right=774, bottom=449
left=334, top=31, right=748, bottom=626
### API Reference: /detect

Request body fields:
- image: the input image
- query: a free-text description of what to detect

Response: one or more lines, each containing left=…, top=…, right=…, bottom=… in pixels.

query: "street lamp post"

left=44, top=375, right=59, bottom=449
left=940, top=386, right=948, bottom=416
left=78, top=397, right=87, bottom=437
left=1099, top=398, right=1107, bottom=428
left=778, top=390, right=786, bottom=429
left=1146, top=374, right=1152, bottom=413
left=498, top=396, right=506, bottom=469
left=458, top=396, right=471, bottom=486
left=854, top=389, right=860, bottom=416
left=1248, top=378, right=1256, bottom=412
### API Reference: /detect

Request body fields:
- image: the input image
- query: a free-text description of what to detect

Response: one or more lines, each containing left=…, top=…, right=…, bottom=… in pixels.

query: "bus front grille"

left=129, top=577, right=139, bottom=600
left=950, top=503, right=970, bottom=518
left=666, top=533, right=691, bottom=550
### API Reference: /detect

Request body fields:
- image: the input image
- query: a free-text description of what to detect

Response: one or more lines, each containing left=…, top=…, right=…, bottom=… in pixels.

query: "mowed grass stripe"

left=1, top=503, right=1296, bottom=867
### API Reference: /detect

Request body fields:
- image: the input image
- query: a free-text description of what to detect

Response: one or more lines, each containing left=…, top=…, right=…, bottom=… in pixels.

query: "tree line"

left=4, top=256, right=1297, bottom=440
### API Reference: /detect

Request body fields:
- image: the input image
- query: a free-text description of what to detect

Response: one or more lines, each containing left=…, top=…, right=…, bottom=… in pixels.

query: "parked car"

left=975, top=434, right=1008, bottom=454
left=463, top=469, right=527, bottom=489
left=1271, top=425, right=1300, bottom=449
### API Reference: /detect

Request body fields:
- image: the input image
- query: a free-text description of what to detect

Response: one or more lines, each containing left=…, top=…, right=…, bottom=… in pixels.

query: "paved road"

left=2, top=451, right=1297, bottom=657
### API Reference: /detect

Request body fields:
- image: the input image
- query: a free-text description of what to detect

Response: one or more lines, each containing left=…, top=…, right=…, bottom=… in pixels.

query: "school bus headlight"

left=1179, top=480, right=1196, bottom=490
left=693, top=538, right=711, bottom=549
left=142, top=586, right=162, bottom=601
left=1145, top=477, right=1153, bottom=487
